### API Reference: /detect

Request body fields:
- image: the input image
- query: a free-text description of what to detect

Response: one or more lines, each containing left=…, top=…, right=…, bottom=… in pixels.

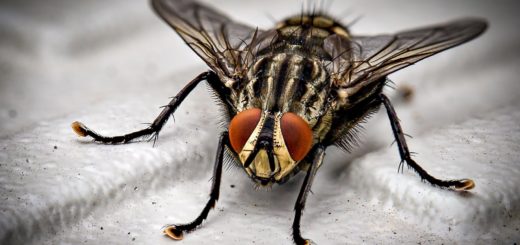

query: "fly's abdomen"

left=276, top=14, right=351, bottom=39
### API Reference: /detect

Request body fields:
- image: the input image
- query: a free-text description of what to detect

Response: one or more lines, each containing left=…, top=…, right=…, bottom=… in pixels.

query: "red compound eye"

left=280, top=112, right=313, bottom=161
left=229, top=108, right=262, bottom=153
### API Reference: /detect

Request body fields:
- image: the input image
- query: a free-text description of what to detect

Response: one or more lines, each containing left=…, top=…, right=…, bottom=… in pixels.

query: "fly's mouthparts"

left=252, top=175, right=276, bottom=186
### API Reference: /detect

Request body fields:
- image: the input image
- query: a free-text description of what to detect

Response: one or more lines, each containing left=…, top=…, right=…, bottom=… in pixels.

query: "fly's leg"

left=163, top=131, right=228, bottom=240
left=292, top=145, right=325, bottom=245
left=379, top=94, right=474, bottom=191
left=71, top=71, right=218, bottom=144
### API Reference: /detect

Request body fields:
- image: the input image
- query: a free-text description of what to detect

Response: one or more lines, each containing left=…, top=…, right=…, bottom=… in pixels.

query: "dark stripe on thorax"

left=252, top=57, right=270, bottom=97
left=273, top=57, right=291, bottom=111
left=291, top=58, right=313, bottom=103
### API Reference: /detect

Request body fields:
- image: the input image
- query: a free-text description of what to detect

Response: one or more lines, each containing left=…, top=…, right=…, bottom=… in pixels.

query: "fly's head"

left=228, top=108, right=313, bottom=186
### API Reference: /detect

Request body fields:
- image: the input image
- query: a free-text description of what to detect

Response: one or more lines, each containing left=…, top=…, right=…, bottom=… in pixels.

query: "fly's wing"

left=324, top=18, right=488, bottom=89
left=151, top=0, right=266, bottom=79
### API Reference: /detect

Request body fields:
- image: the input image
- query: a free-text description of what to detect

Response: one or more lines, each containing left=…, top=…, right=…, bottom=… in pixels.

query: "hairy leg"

left=163, top=131, right=229, bottom=240
left=379, top=93, right=474, bottom=190
left=71, top=71, right=219, bottom=144
left=292, top=145, right=325, bottom=245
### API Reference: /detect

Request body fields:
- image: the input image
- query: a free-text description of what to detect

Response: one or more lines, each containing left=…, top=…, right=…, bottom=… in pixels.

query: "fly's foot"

left=452, top=178, right=475, bottom=191
left=163, top=225, right=184, bottom=240
left=301, top=238, right=315, bottom=245
left=71, top=121, right=88, bottom=137
left=294, top=236, right=315, bottom=245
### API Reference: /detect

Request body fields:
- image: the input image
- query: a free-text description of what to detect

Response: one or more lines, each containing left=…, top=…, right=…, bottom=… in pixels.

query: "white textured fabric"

left=1, top=1, right=519, bottom=244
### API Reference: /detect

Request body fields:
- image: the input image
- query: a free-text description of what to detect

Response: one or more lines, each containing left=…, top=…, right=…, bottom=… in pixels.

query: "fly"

left=71, top=0, right=487, bottom=244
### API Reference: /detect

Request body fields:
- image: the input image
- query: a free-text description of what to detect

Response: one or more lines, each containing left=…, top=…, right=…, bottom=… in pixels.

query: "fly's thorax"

left=228, top=109, right=313, bottom=184
left=238, top=53, right=331, bottom=127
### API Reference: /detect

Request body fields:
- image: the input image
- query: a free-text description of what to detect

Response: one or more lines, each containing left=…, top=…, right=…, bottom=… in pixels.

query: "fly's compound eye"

left=280, top=112, right=313, bottom=161
left=229, top=108, right=262, bottom=153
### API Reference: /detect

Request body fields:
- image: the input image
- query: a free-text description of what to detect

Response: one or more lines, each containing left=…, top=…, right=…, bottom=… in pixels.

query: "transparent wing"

left=324, top=18, right=488, bottom=88
left=151, top=0, right=267, bottom=78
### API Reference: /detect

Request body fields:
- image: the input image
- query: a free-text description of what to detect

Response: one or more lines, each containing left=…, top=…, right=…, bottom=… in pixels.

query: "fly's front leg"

left=293, top=145, right=325, bottom=245
left=163, top=131, right=228, bottom=240
left=379, top=94, right=474, bottom=191
left=71, top=71, right=219, bottom=144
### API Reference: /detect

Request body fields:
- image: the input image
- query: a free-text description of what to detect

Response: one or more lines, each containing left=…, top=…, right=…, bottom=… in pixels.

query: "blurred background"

left=1, top=0, right=519, bottom=244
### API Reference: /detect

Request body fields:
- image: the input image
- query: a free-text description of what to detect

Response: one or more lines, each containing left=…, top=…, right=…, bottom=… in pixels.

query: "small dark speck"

left=100, top=227, right=103, bottom=230
left=244, top=213, right=247, bottom=216
left=397, top=84, right=414, bottom=102
left=230, top=184, right=235, bottom=188
left=53, top=145, right=58, bottom=150
left=8, top=109, right=17, bottom=118
left=26, top=159, right=29, bottom=163
left=393, top=231, right=397, bottom=235
left=152, top=201, right=156, bottom=205
left=134, top=187, right=138, bottom=191
left=328, top=212, right=331, bottom=215
left=132, top=238, right=136, bottom=241
left=128, top=232, right=131, bottom=235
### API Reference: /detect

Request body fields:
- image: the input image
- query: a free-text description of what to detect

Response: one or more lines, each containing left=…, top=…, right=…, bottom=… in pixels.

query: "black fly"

left=71, top=0, right=487, bottom=244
